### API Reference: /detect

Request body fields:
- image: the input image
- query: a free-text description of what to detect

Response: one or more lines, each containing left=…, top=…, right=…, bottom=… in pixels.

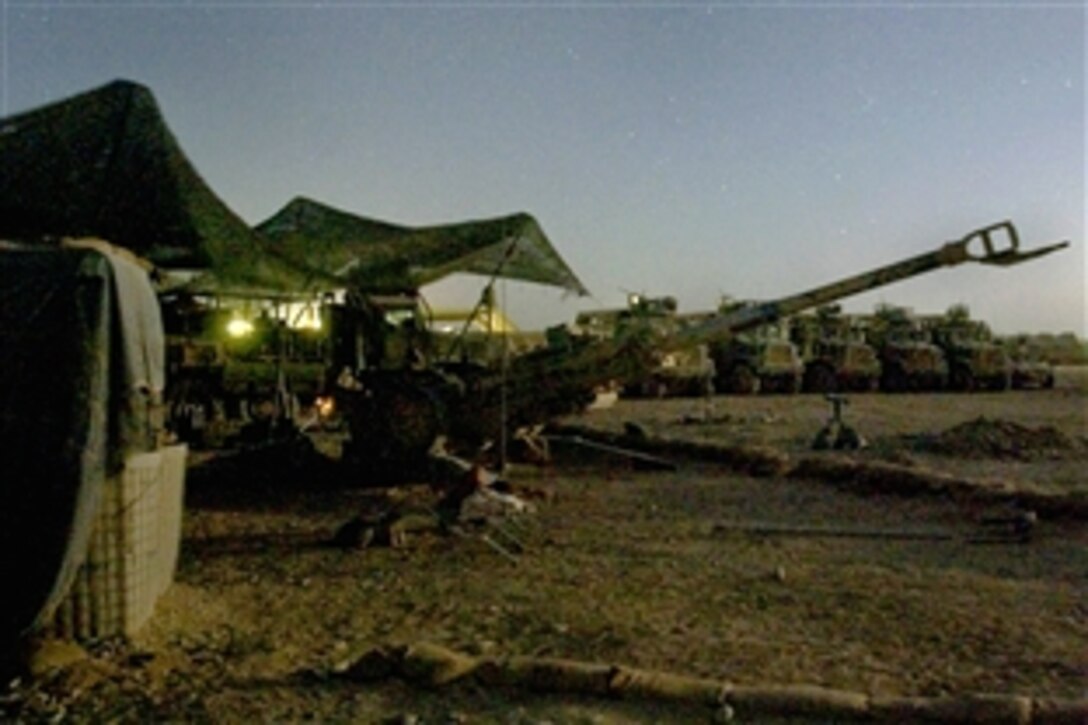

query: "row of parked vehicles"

left=572, top=297, right=1055, bottom=397
left=164, top=289, right=1056, bottom=450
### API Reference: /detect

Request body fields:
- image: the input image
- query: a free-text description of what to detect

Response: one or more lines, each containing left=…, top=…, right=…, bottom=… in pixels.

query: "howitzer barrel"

left=336, top=220, right=1068, bottom=471
left=672, top=221, right=1068, bottom=347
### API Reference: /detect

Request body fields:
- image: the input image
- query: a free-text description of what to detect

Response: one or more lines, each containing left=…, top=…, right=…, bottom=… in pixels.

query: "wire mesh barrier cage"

left=48, top=445, right=187, bottom=641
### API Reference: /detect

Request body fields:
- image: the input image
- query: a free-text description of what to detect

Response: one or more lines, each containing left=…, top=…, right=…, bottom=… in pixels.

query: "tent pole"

left=443, top=236, right=520, bottom=363
left=274, top=301, right=287, bottom=436
left=499, top=278, right=508, bottom=473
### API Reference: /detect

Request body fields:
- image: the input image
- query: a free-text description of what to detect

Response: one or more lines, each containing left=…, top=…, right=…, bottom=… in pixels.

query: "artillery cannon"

left=332, top=221, right=1068, bottom=478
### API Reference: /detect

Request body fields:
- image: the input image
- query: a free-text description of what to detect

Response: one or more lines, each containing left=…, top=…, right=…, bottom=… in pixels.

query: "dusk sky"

left=2, top=2, right=1083, bottom=335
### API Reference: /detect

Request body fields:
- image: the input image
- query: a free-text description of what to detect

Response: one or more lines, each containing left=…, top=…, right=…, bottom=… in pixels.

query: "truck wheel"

left=686, top=377, right=714, bottom=397
left=727, top=365, right=761, bottom=395
left=881, top=365, right=907, bottom=393
left=380, top=384, right=445, bottom=456
left=634, top=379, right=667, bottom=398
left=950, top=365, right=976, bottom=392
left=803, top=363, right=837, bottom=393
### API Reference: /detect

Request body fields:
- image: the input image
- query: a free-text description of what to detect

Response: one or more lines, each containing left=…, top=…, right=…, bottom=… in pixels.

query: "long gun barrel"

left=340, top=220, right=1069, bottom=465
left=672, top=221, right=1069, bottom=347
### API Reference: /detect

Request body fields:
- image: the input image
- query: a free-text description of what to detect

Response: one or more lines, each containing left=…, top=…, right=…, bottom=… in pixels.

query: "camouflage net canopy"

left=0, top=79, right=320, bottom=295
left=258, top=197, right=589, bottom=295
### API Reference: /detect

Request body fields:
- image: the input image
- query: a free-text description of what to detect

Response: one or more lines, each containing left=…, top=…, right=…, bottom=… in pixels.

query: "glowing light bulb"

left=226, top=317, right=254, bottom=338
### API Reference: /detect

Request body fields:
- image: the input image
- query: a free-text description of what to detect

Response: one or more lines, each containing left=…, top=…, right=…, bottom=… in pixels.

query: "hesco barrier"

left=339, top=641, right=1088, bottom=723
left=48, top=445, right=188, bottom=641
left=551, top=424, right=1088, bottom=521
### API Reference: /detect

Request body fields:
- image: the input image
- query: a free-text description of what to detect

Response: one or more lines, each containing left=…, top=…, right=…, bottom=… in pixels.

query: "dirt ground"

left=4, top=369, right=1086, bottom=722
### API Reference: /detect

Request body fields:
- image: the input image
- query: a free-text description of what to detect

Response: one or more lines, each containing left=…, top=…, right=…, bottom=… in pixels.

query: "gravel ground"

left=3, top=369, right=1085, bottom=722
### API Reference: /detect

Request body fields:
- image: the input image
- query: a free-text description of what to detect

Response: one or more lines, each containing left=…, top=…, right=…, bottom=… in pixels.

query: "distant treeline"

left=999, top=332, right=1087, bottom=366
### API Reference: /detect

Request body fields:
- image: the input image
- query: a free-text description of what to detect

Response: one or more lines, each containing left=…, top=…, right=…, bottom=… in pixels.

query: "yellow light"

left=299, top=308, right=322, bottom=331
left=226, top=317, right=254, bottom=338
left=287, top=303, right=322, bottom=331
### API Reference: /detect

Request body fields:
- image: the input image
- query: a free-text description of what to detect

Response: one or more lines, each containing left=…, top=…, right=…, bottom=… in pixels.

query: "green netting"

left=258, top=197, right=589, bottom=295
left=0, top=79, right=586, bottom=298
left=0, top=79, right=320, bottom=294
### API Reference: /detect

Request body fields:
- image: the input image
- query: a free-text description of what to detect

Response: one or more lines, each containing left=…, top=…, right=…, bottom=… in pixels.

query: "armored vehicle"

left=703, top=301, right=803, bottom=394
left=865, top=305, right=949, bottom=392
left=790, top=305, right=882, bottom=392
left=1005, top=336, right=1056, bottom=390
left=572, top=295, right=715, bottom=398
left=921, top=305, right=1011, bottom=391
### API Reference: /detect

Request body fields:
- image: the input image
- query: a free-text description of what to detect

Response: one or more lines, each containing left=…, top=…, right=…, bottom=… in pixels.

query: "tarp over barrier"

left=258, top=197, right=589, bottom=295
left=0, top=79, right=322, bottom=295
left=0, top=242, right=164, bottom=643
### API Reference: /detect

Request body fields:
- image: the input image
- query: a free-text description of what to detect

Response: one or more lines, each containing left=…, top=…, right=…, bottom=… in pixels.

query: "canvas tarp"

left=0, top=79, right=323, bottom=295
left=257, top=197, right=589, bottom=295
left=0, top=242, right=164, bottom=643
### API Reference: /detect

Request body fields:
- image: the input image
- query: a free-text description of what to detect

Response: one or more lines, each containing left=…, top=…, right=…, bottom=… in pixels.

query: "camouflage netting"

left=0, top=79, right=322, bottom=294
left=911, top=417, right=1087, bottom=461
left=257, top=196, right=588, bottom=294
left=0, top=81, right=584, bottom=297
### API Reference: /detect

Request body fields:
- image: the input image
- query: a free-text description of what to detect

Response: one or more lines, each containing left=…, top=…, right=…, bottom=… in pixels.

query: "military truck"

left=160, top=293, right=330, bottom=445
left=573, top=295, right=715, bottom=398
left=704, top=299, right=803, bottom=394
left=921, top=305, right=1011, bottom=391
left=1004, top=335, right=1057, bottom=389
left=790, top=305, right=882, bottom=392
left=865, top=305, right=949, bottom=392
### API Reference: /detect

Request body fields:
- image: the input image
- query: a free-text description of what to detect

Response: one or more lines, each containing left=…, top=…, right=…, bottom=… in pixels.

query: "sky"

left=1, top=1, right=1084, bottom=335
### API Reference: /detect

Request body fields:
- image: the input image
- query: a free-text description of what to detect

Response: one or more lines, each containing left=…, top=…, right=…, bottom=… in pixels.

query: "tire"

left=881, top=365, right=908, bottom=393
left=784, top=373, right=802, bottom=395
left=649, top=378, right=669, bottom=399
left=949, top=365, right=976, bottom=393
left=803, top=363, right=838, bottom=394
left=725, top=365, right=761, bottom=395
left=695, top=377, right=716, bottom=398
left=681, top=377, right=713, bottom=398
left=631, top=378, right=668, bottom=398
left=378, top=383, right=445, bottom=456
